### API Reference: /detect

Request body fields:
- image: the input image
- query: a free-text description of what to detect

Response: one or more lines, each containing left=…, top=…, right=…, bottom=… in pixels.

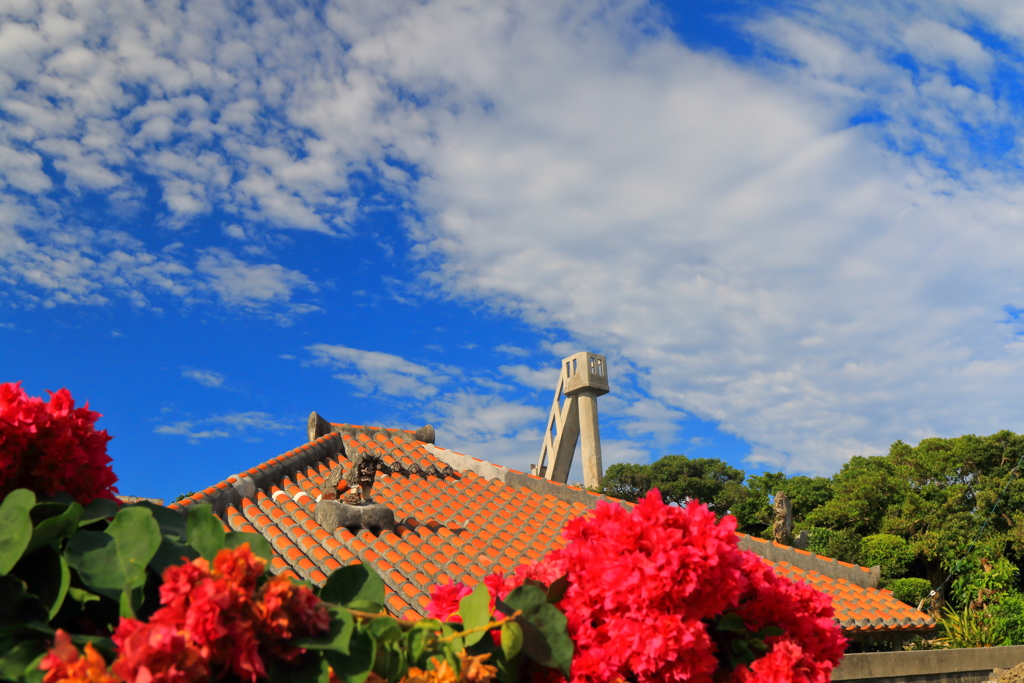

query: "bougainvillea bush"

left=429, top=490, right=847, bottom=683
left=1, top=381, right=845, bottom=683
left=0, top=382, right=117, bottom=504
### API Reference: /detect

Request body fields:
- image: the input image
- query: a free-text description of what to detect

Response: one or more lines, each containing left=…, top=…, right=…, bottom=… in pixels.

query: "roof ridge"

left=421, top=443, right=629, bottom=511
left=736, top=533, right=882, bottom=589
left=168, top=432, right=344, bottom=517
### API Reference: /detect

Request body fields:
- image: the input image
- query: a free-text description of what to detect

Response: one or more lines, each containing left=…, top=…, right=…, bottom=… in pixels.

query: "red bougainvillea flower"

left=432, top=490, right=846, bottom=683
left=111, top=543, right=330, bottom=683
left=0, top=382, right=117, bottom=504
left=40, top=629, right=119, bottom=683
left=257, top=574, right=333, bottom=662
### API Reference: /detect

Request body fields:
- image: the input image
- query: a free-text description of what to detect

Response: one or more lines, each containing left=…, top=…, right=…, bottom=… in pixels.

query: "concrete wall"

left=832, top=645, right=1024, bottom=683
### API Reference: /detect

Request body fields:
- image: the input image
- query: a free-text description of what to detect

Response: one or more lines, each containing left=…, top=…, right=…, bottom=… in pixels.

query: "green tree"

left=601, top=463, right=652, bottom=503
left=803, top=455, right=902, bottom=536
left=860, top=534, right=914, bottom=583
left=602, top=455, right=746, bottom=515
left=732, top=472, right=833, bottom=537
left=804, top=431, right=1024, bottom=613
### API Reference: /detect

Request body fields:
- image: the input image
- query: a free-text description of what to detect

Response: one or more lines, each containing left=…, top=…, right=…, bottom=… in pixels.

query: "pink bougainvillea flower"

left=425, top=581, right=473, bottom=622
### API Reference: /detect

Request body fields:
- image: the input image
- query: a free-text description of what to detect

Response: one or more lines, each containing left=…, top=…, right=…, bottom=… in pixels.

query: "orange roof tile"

left=169, top=423, right=936, bottom=638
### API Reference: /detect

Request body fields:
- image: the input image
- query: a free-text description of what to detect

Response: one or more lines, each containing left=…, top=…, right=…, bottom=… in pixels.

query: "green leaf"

left=225, top=532, right=273, bottom=562
left=498, top=586, right=573, bottom=676
left=30, top=501, right=69, bottom=524
left=106, top=507, right=161, bottom=618
left=457, top=582, right=491, bottom=647
left=268, top=650, right=330, bottom=683
left=24, top=651, right=46, bottom=683
left=130, top=501, right=187, bottom=540
left=64, top=531, right=124, bottom=601
left=439, top=622, right=463, bottom=654
left=186, top=504, right=225, bottom=561
left=0, top=575, right=49, bottom=629
left=757, top=625, right=785, bottom=639
left=149, top=537, right=200, bottom=576
left=67, top=587, right=100, bottom=607
left=0, top=490, right=35, bottom=576
left=405, top=619, right=441, bottom=669
left=731, top=639, right=756, bottom=666
left=294, top=606, right=354, bottom=655
left=716, top=612, right=747, bottom=633
left=406, top=627, right=428, bottom=666
left=0, top=639, right=46, bottom=682
left=364, top=618, right=402, bottom=644
left=324, top=630, right=375, bottom=683
left=51, top=554, right=70, bottom=620
left=546, top=574, right=570, bottom=604
left=374, top=640, right=407, bottom=683
left=78, top=498, right=118, bottom=526
left=500, top=621, right=523, bottom=660
left=27, top=502, right=82, bottom=555
left=319, top=564, right=385, bottom=613
left=14, top=545, right=70, bottom=620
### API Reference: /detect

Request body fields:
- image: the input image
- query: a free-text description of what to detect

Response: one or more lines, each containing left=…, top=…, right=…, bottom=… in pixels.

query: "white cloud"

left=610, top=398, right=687, bottom=446
left=426, top=391, right=545, bottom=444
left=12, top=0, right=1024, bottom=476
left=499, top=364, right=559, bottom=392
left=154, top=421, right=230, bottom=444
left=223, top=224, right=246, bottom=240
left=154, top=411, right=298, bottom=444
left=181, top=368, right=225, bottom=388
left=0, top=215, right=316, bottom=321
left=425, top=391, right=547, bottom=473
left=197, top=248, right=316, bottom=306
left=307, top=344, right=448, bottom=399
left=209, top=411, right=295, bottom=432
left=494, top=344, right=530, bottom=357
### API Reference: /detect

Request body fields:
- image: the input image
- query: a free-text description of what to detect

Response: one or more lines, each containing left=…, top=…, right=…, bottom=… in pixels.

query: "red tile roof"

left=169, top=423, right=935, bottom=637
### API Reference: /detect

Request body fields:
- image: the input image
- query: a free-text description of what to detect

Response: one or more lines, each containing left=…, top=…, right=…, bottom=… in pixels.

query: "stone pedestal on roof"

left=315, top=500, right=396, bottom=534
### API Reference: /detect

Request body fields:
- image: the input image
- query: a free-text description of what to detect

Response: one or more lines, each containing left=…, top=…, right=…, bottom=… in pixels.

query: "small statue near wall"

left=315, top=447, right=395, bottom=534
left=772, top=490, right=794, bottom=546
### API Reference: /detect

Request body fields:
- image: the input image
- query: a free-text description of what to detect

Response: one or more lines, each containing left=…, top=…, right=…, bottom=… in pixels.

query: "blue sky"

left=4, top=0, right=1024, bottom=503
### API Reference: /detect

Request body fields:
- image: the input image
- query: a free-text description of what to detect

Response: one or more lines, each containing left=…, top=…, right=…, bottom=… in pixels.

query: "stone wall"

left=832, top=645, right=1024, bottom=683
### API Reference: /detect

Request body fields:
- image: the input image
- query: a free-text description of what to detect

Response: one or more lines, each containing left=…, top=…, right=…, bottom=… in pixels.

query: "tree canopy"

left=603, top=455, right=745, bottom=515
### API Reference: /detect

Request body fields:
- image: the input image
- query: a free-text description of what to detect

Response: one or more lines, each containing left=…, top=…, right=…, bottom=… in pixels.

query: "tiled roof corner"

left=736, top=533, right=882, bottom=590
left=168, top=432, right=344, bottom=517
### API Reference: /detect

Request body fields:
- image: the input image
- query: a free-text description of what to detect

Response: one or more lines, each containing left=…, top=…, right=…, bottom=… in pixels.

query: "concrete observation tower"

left=531, top=352, right=610, bottom=489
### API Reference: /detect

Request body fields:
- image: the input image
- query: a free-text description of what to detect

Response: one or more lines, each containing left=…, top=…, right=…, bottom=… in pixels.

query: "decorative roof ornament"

left=315, top=445, right=396, bottom=533
left=532, top=352, right=609, bottom=488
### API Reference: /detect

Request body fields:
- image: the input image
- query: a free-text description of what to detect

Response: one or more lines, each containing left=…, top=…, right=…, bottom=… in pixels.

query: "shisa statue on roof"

left=315, top=446, right=395, bottom=533
left=322, top=447, right=381, bottom=504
